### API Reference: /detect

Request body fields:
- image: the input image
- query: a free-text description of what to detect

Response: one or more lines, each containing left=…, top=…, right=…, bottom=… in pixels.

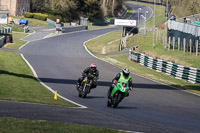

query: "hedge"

left=24, top=13, right=48, bottom=21
left=24, top=13, right=34, bottom=18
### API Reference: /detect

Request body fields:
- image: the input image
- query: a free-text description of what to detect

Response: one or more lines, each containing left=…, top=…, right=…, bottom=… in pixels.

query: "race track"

left=1, top=2, right=200, bottom=133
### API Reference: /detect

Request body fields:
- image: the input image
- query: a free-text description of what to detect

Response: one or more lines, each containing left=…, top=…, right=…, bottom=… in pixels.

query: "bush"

left=47, top=14, right=63, bottom=22
left=33, top=13, right=48, bottom=21
left=25, top=13, right=48, bottom=21
left=24, top=13, right=34, bottom=18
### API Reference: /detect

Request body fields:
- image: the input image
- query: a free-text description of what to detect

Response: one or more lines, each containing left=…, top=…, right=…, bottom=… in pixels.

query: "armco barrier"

left=0, top=36, right=5, bottom=48
left=0, top=27, right=12, bottom=34
left=61, top=26, right=88, bottom=33
left=129, top=50, right=200, bottom=84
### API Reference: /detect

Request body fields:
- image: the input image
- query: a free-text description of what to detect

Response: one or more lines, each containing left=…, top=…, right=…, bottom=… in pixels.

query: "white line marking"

left=20, top=54, right=87, bottom=108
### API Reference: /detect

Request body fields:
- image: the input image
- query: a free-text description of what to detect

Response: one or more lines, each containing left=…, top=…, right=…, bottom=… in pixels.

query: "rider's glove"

left=113, top=80, right=117, bottom=84
left=129, top=86, right=133, bottom=91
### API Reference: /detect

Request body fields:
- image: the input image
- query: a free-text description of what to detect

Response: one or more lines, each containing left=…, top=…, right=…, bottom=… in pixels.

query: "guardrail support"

left=196, top=40, right=199, bottom=56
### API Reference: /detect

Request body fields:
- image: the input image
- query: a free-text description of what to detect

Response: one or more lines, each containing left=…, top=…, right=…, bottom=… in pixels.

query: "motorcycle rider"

left=108, top=68, right=133, bottom=98
left=77, top=63, right=99, bottom=91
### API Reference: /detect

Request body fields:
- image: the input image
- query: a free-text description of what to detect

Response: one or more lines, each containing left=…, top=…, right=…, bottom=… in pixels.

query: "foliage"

left=136, top=0, right=200, bottom=18
left=30, top=0, right=125, bottom=22
left=33, top=13, right=48, bottom=21
left=24, top=13, right=48, bottom=21
left=24, top=12, right=34, bottom=18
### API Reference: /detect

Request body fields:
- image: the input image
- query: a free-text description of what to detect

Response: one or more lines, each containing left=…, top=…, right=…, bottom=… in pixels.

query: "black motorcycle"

left=77, top=76, right=93, bottom=98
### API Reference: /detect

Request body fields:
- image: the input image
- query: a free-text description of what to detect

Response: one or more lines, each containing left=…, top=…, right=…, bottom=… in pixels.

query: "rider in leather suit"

left=77, top=63, right=99, bottom=90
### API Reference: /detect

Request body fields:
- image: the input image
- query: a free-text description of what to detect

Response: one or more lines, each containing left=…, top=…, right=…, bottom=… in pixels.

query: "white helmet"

left=122, top=68, right=130, bottom=78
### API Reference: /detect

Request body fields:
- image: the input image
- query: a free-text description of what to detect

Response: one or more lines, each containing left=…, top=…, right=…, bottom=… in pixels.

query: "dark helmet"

left=90, top=63, right=97, bottom=71
left=122, top=68, right=130, bottom=78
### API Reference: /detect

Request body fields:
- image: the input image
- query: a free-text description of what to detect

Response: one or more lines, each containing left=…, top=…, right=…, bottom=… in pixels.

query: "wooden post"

left=190, top=39, right=192, bottom=54
left=173, top=37, right=175, bottom=51
left=184, top=38, right=186, bottom=53
left=196, top=40, right=199, bottom=56
left=178, top=37, right=180, bottom=51
left=163, top=30, right=165, bottom=44
left=156, top=28, right=158, bottom=41
left=168, top=36, right=171, bottom=50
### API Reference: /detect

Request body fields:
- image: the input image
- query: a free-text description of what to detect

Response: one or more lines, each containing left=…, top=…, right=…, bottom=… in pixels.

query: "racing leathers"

left=77, top=67, right=99, bottom=90
left=108, top=72, right=133, bottom=98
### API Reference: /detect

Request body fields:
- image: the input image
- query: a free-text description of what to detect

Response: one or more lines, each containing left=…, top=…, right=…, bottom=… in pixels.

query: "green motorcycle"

left=107, top=82, right=129, bottom=108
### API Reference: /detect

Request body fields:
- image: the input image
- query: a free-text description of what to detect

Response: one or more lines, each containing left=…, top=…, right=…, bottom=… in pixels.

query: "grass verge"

left=85, top=31, right=200, bottom=95
left=0, top=51, right=76, bottom=107
left=0, top=117, right=124, bottom=133
left=5, top=32, right=28, bottom=50
left=0, top=32, right=77, bottom=107
left=11, top=16, right=49, bottom=27
left=85, top=1, right=200, bottom=94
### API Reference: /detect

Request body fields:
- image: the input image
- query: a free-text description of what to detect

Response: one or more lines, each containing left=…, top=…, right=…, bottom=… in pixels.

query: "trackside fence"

left=0, top=36, right=5, bottom=47
left=129, top=50, right=200, bottom=84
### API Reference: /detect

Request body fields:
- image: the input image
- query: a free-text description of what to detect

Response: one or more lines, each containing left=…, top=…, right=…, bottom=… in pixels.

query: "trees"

left=30, top=0, right=125, bottom=22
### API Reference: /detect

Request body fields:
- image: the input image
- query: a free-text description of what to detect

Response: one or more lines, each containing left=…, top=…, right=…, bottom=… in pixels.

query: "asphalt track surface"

left=1, top=2, right=200, bottom=133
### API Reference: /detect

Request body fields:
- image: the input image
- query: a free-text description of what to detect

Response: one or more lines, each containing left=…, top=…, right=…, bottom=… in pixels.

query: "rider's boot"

left=126, top=92, right=129, bottom=97
left=76, top=82, right=81, bottom=91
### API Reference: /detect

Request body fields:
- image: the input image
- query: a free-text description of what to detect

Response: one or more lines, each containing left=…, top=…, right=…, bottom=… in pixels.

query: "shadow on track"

left=2, top=70, right=197, bottom=91
left=39, top=77, right=180, bottom=90
left=85, top=96, right=105, bottom=99
left=115, top=106, right=138, bottom=109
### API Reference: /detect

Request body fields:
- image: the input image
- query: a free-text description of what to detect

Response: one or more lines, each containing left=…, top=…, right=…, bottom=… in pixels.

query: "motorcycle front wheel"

left=113, top=93, right=122, bottom=108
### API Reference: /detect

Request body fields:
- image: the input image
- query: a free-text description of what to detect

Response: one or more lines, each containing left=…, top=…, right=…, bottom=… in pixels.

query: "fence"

left=0, top=27, right=12, bottom=34
left=168, top=20, right=200, bottom=54
left=129, top=50, right=200, bottom=84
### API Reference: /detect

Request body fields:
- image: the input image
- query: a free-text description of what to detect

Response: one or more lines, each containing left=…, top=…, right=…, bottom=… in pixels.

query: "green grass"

left=86, top=31, right=122, bottom=54
left=0, top=51, right=76, bottom=107
left=85, top=31, right=200, bottom=94
left=129, top=1, right=166, bottom=27
left=0, top=32, right=76, bottom=107
left=5, top=32, right=28, bottom=49
left=100, top=54, right=200, bottom=94
left=127, top=33, right=200, bottom=68
left=0, top=24, right=24, bottom=32
left=11, top=16, right=49, bottom=27
left=0, top=117, right=125, bottom=133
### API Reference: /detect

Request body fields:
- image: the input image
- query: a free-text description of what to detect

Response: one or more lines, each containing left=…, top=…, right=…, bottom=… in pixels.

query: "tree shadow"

left=1, top=70, right=199, bottom=92
left=0, top=70, right=36, bottom=81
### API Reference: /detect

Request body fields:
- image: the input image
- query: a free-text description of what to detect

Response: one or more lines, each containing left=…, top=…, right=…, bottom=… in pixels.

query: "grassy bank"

left=85, top=1, right=200, bottom=95
left=0, top=117, right=124, bottom=133
left=11, top=16, right=49, bottom=27
left=0, top=32, right=76, bottom=107
left=5, top=32, right=28, bottom=50
left=85, top=30, right=200, bottom=94
left=0, top=51, right=76, bottom=107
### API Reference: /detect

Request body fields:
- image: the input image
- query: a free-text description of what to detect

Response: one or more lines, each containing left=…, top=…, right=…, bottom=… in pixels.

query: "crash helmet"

left=122, top=68, right=130, bottom=78
left=90, top=63, right=97, bottom=70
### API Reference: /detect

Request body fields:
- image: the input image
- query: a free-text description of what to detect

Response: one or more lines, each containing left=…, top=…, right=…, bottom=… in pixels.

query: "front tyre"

left=113, top=93, right=122, bottom=108
left=82, top=85, right=89, bottom=98
left=107, top=100, right=111, bottom=107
